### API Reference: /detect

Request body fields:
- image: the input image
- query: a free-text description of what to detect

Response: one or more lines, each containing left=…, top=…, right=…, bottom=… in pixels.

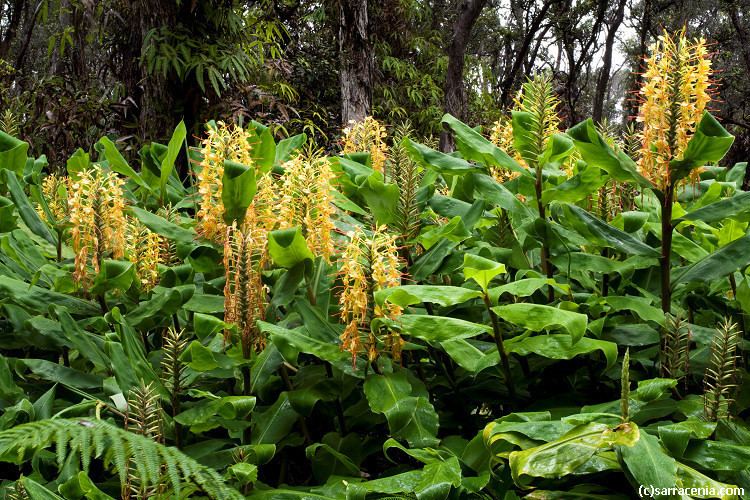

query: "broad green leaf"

left=3, top=170, right=56, bottom=245
left=567, top=118, right=651, bottom=187
left=397, top=314, right=490, bottom=343
left=678, top=191, right=750, bottom=223
left=0, top=131, right=29, bottom=176
left=542, top=164, right=605, bottom=204
left=670, top=112, right=734, bottom=183
left=375, top=285, right=482, bottom=308
left=275, top=133, right=307, bottom=165
left=0, top=195, right=17, bottom=231
left=492, top=304, right=588, bottom=343
left=20, top=477, right=65, bottom=499
left=97, top=136, right=148, bottom=190
left=441, top=113, right=527, bottom=175
left=357, top=172, right=399, bottom=225
left=58, top=472, right=115, bottom=500
left=463, top=253, right=506, bottom=292
left=130, top=206, right=196, bottom=246
left=222, top=159, right=257, bottom=224
left=0, top=276, right=99, bottom=316
left=175, top=395, right=256, bottom=432
left=555, top=203, right=660, bottom=257
left=364, top=371, right=439, bottom=448
left=268, top=227, right=314, bottom=268
left=505, top=334, right=617, bottom=368
left=251, top=393, right=299, bottom=445
left=619, top=431, right=677, bottom=497
left=489, top=278, right=570, bottom=301
left=90, top=260, right=135, bottom=295
left=673, top=233, right=750, bottom=284
left=509, top=422, right=639, bottom=487
left=159, top=120, right=186, bottom=201
left=404, top=137, right=482, bottom=174
left=20, top=359, right=102, bottom=388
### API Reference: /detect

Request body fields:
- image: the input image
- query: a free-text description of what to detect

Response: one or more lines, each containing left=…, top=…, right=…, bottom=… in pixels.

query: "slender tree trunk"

left=592, top=0, right=627, bottom=123
left=440, top=0, right=488, bottom=152
left=0, top=0, right=25, bottom=60
left=339, top=0, right=372, bottom=125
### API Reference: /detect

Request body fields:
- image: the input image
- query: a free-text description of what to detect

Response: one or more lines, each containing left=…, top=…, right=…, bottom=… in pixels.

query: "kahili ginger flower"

left=195, top=122, right=254, bottom=242
left=338, top=227, right=402, bottom=367
left=278, top=151, right=336, bottom=261
left=224, top=221, right=268, bottom=357
left=125, top=216, right=163, bottom=291
left=37, top=173, right=70, bottom=225
left=68, top=168, right=127, bottom=290
left=342, top=116, right=388, bottom=173
left=637, top=30, right=713, bottom=190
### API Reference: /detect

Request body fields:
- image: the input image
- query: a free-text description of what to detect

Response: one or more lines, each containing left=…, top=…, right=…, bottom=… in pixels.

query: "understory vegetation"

left=2, top=30, right=750, bottom=499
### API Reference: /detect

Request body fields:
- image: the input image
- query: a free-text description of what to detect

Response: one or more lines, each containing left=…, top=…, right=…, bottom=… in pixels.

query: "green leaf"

left=492, top=304, right=588, bottom=343
left=542, top=164, right=605, bottom=204
left=441, top=113, right=527, bottom=176
left=397, top=314, right=490, bottom=343
left=0, top=195, right=17, bottom=232
left=21, top=477, right=65, bottom=499
left=97, top=136, right=148, bottom=190
left=509, top=422, right=639, bottom=487
left=677, top=191, right=750, bottom=223
left=251, top=393, right=299, bottom=445
left=268, top=227, right=314, bottom=268
left=275, top=134, right=307, bottom=166
left=506, top=334, right=618, bottom=368
left=0, top=131, right=29, bottom=176
left=463, top=254, right=506, bottom=292
left=159, top=120, right=186, bottom=202
left=619, top=431, right=677, bottom=499
left=404, top=137, right=482, bottom=174
left=58, top=471, right=115, bottom=499
left=130, top=206, right=196, bottom=246
left=673, top=233, right=750, bottom=285
left=357, top=172, right=399, bottom=225
left=363, top=371, right=439, bottom=448
left=90, top=260, right=135, bottom=295
left=670, top=112, right=735, bottom=183
left=567, top=118, right=652, bottom=187
left=555, top=203, right=660, bottom=257
left=374, top=285, right=482, bottom=308
left=222, top=159, right=257, bottom=224
left=3, top=170, right=56, bottom=245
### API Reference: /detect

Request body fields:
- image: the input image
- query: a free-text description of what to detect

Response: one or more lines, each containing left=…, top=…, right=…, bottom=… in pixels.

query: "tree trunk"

left=339, top=0, right=372, bottom=125
left=0, top=0, right=26, bottom=60
left=440, top=0, right=488, bottom=152
left=592, top=0, right=626, bottom=124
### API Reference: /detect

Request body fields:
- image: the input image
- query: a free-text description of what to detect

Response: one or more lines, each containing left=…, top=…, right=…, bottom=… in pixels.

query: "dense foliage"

left=2, top=29, right=750, bottom=500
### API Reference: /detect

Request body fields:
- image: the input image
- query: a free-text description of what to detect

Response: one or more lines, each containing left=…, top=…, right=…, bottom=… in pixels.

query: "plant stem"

left=535, top=167, right=554, bottom=303
left=660, top=183, right=674, bottom=314
left=484, top=293, right=515, bottom=398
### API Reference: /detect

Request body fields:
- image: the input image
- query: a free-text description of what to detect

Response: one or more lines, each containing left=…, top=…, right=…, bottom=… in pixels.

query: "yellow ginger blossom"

left=342, top=116, right=388, bottom=173
left=338, top=227, right=402, bottom=367
left=125, top=217, right=162, bottom=291
left=278, top=151, right=336, bottom=261
left=37, top=173, right=70, bottom=225
left=224, top=221, right=268, bottom=357
left=196, top=122, right=254, bottom=242
left=489, top=116, right=524, bottom=182
left=637, top=30, right=713, bottom=190
left=68, top=168, right=127, bottom=290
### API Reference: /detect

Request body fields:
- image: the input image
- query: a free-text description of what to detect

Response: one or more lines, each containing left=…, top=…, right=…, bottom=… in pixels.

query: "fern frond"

left=703, top=319, right=741, bottom=421
left=0, top=419, right=244, bottom=500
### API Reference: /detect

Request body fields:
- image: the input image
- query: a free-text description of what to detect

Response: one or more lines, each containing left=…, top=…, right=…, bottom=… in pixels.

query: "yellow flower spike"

left=342, top=117, right=388, bottom=173
left=67, top=168, right=128, bottom=291
left=338, top=227, right=402, bottom=367
left=278, top=151, right=336, bottom=261
left=637, top=30, right=713, bottom=190
left=125, top=217, right=162, bottom=291
left=196, top=122, right=255, bottom=243
left=37, top=173, right=70, bottom=225
left=224, top=222, right=268, bottom=357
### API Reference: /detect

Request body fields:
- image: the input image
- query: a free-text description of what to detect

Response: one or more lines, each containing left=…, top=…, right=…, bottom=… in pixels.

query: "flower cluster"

left=196, top=122, right=254, bottom=242
left=278, top=151, right=337, bottom=261
left=125, top=217, right=163, bottom=291
left=637, top=30, right=712, bottom=190
left=37, top=173, right=70, bottom=226
left=342, top=116, right=388, bottom=173
left=338, top=227, right=402, bottom=366
left=68, top=168, right=127, bottom=290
